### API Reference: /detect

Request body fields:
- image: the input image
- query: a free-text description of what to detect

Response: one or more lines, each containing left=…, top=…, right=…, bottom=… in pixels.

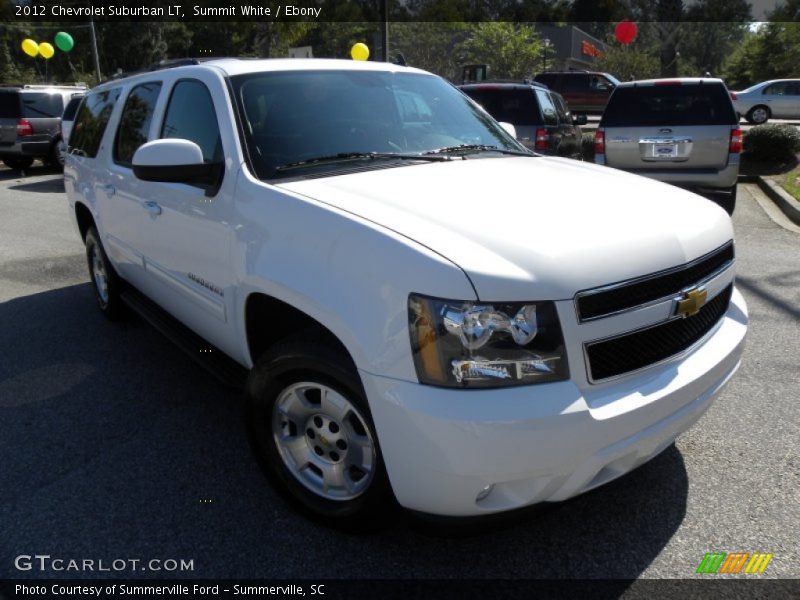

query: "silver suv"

left=594, top=78, right=741, bottom=214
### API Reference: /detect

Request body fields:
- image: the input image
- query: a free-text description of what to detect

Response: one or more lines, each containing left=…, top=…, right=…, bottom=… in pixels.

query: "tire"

left=746, top=105, right=770, bottom=125
left=50, top=140, right=65, bottom=171
left=715, top=186, right=737, bottom=215
left=246, top=334, right=394, bottom=529
left=84, top=226, right=125, bottom=320
left=3, top=157, right=34, bottom=171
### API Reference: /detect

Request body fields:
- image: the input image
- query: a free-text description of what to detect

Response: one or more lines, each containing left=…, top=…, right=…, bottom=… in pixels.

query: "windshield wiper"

left=275, top=151, right=451, bottom=172
left=423, top=144, right=532, bottom=157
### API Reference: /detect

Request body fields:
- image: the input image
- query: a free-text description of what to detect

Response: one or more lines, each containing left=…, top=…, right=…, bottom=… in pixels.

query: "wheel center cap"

left=319, top=434, right=330, bottom=446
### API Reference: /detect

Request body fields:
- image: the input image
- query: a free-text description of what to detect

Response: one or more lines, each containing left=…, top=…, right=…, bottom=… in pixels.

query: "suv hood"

left=277, top=157, right=733, bottom=300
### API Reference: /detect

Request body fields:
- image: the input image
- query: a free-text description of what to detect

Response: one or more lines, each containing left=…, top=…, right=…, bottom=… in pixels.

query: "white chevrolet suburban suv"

left=65, top=58, right=748, bottom=525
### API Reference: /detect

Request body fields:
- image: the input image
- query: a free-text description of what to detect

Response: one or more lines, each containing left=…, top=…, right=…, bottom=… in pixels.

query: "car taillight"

left=535, top=128, right=549, bottom=151
left=594, top=129, right=605, bottom=155
left=729, top=92, right=737, bottom=101
left=16, top=119, right=33, bottom=137
left=729, top=127, right=742, bottom=154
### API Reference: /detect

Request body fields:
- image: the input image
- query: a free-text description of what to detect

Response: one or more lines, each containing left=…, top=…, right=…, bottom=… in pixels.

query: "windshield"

left=232, top=69, right=527, bottom=180
left=604, top=73, right=621, bottom=86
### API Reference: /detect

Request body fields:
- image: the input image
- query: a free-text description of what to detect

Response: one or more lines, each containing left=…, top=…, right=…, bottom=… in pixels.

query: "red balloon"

left=615, top=20, right=638, bottom=45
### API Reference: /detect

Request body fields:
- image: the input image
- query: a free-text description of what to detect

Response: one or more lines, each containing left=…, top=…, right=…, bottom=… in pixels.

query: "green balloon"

left=54, top=32, right=74, bottom=52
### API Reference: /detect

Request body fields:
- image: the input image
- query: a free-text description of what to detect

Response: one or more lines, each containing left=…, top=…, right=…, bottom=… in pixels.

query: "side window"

left=552, top=94, right=570, bottom=123
left=114, top=82, right=162, bottom=166
left=763, top=82, right=789, bottom=96
left=161, top=80, right=222, bottom=162
left=69, top=88, right=121, bottom=158
left=535, top=90, right=558, bottom=126
left=562, top=74, right=586, bottom=93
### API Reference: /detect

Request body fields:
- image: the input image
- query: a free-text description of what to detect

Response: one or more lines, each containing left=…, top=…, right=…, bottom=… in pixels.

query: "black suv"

left=460, top=82, right=586, bottom=159
left=533, top=71, right=619, bottom=115
left=0, top=84, right=86, bottom=170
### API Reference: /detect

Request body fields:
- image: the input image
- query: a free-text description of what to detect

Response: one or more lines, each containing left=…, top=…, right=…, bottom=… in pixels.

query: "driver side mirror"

left=132, top=139, right=222, bottom=188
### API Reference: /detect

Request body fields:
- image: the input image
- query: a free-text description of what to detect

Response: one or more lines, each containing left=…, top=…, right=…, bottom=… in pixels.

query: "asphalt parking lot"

left=0, top=163, right=798, bottom=581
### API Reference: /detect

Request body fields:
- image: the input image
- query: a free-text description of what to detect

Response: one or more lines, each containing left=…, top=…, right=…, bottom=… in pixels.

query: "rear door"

left=601, top=83, right=736, bottom=170
left=0, top=90, right=21, bottom=145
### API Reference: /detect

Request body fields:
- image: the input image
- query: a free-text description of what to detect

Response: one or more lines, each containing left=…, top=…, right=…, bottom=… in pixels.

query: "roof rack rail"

left=101, top=56, right=245, bottom=84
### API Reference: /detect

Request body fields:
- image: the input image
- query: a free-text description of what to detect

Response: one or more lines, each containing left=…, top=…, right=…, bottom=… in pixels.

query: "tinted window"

left=589, top=75, right=613, bottom=91
left=0, top=91, right=21, bottom=118
left=535, top=90, right=558, bottom=125
left=534, top=73, right=557, bottom=87
left=602, top=84, right=737, bottom=127
left=114, top=82, right=161, bottom=165
left=70, top=88, right=121, bottom=158
left=562, top=74, right=587, bottom=93
left=461, top=87, right=543, bottom=126
left=20, top=93, right=63, bottom=118
left=234, top=71, right=525, bottom=180
left=161, top=80, right=221, bottom=162
left=62, top=96, right=83, bottom=121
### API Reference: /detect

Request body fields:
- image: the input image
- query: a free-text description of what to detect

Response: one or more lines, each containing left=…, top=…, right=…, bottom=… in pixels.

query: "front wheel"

left=246, top=336, right=394, bottom=528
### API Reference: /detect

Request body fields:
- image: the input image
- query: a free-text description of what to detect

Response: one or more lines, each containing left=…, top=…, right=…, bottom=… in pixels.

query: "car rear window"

left=462, top=88, right=543, bottom=126
left=20, top=93, right=63, bottom=118
left=0, top=91, right=21, bottom=118
left=602, top=83, right=737, bottom=127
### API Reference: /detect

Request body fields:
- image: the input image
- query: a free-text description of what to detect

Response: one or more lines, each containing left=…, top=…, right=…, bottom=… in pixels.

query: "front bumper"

left=362, top=287, right=747, bottom=516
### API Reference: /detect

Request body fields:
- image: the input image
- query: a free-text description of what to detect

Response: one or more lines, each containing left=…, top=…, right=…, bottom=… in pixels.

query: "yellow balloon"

left=21, top=38, right=39, bottom=58
left=39, top=42, right=55, bottom=59
left=350, top=43, right=369, bottom=61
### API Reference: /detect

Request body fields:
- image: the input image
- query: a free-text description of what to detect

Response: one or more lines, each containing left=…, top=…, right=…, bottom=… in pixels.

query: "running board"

left=120, top=289, right=248, bottom=390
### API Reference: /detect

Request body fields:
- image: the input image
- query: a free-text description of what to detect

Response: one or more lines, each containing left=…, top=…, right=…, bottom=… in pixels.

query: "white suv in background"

left=65, top=58, right=747, bottom=525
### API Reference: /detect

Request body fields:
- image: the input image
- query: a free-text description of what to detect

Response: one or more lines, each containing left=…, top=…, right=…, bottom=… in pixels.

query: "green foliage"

left=743, top=124, right=800, bottom=163
left=456, top=23, right=543, bottom=81
left=722, top=22, right=800, bottom=89
left=593, top=44, right=660, bottom=81
left=389, top=23, right=470, bottom=81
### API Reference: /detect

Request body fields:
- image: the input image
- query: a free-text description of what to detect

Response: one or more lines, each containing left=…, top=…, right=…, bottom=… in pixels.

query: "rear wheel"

left=247, top=335, right=394, bottom=529
left=3, top=157, right=34, bottom=170
left=746, top=105, right=770, bottom=125
left=85, top=226, right=125, bottom=320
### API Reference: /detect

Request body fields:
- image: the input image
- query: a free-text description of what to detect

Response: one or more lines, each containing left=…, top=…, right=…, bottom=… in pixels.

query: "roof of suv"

left=616, top=77, right=726, bottom=88
left=95, top=58, right=429, bottom=91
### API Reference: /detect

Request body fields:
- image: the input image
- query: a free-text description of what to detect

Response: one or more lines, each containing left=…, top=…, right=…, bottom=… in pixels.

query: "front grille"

left=585, top=285, right=732, bottom=381
left=576, top=242, right=734, bottom=321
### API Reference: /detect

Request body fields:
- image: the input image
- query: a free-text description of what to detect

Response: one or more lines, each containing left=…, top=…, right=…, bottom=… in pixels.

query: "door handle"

left=144, top=201, right=162, bottom=217
left=99, top=183, right=115, bottom=196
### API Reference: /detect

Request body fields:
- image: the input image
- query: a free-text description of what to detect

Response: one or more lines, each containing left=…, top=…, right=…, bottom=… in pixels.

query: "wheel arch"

left=244, top=292, right=359, bottom=376
left=74, top=201, right=95, bottom=241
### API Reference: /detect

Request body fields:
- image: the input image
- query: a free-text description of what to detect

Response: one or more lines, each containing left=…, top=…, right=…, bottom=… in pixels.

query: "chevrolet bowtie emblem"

left=676, top=287, right=708, bottom=318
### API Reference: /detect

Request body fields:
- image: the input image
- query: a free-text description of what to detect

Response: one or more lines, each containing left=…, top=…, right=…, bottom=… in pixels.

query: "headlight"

left=408, top=294, right=569, bottom=388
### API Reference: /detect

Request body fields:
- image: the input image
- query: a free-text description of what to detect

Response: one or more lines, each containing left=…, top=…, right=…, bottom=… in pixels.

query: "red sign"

left=581, top=40, right=604, bottom=58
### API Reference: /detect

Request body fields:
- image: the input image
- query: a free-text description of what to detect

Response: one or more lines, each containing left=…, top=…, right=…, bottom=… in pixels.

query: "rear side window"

left=535, top=90, right=558, bottom=126
left=62, top=96, right=83, bottom=121
left=0, top=91, right=21, bottom=118
left=70, top=88, right=121, bottom=158
left=552, top=94, right=570, bottom=122
left=114, top=82, right=162, bottom=165
left=161, top=79, right=222, bottom=162
left=602, top=84, right=737, bottom=127
left=763, top=81, right=797, bottom=96
left=534, top=73, right=557, bottom=87
left=462, top=88, right=543, bottom=126
left=20, top=93, right=63, bottom=118
left=562, top=74, right=587, bottom=93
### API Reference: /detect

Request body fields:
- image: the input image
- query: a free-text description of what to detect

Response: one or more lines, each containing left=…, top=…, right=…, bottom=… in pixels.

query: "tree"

left=389, top=22, right=470, bottom=80
left=456, top=23, right=543, bottom=81
left=593, top=44, right=660, bottom=81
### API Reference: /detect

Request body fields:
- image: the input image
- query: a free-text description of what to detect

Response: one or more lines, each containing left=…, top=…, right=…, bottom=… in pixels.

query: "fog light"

left=476, top=484, right=494, bottom=502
